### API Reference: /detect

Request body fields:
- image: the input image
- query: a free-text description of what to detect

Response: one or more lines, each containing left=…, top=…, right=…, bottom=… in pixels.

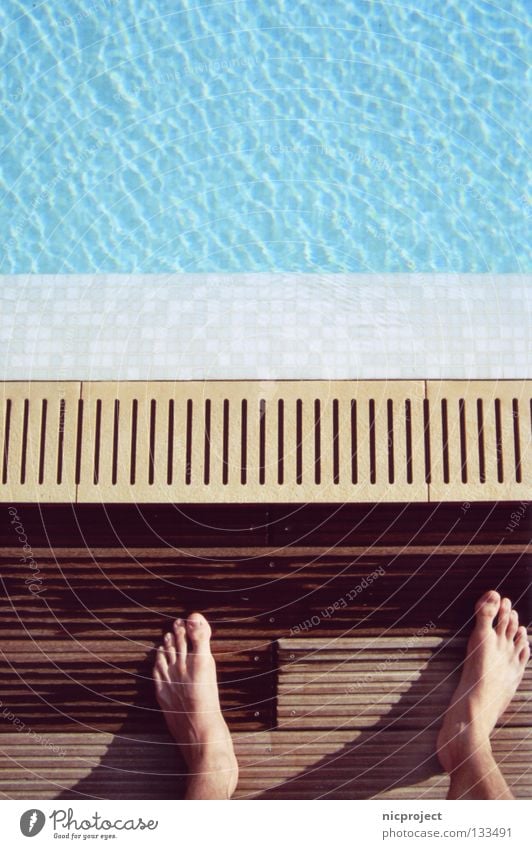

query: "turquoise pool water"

left=0, top=0, right=529, bottom=273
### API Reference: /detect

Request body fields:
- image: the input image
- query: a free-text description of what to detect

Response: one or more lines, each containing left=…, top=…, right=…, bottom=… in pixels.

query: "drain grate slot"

left=2, top=398, right=11, bottom=485
left=37, top=399, right=47, bottom=485
left=92, top=399, right=102, bottom=485
left=20, top=399, right=29, bottom=485
left=240, top=398, right=247, bottom=485
left=167, top=400, right=174, bottom=486
left=314, top=399, right=321, bottom=485
left=277, top=399, right=284, bottom=485
left=350, top=399, right=358, bottom=484
left=259, top=399, right=266, bottom=485
left=332, top=398, right=340, bottom=485
left=296, top=399, right=303, bottom=486
left=387, top=399, right=394, bottom=484
left=130, top=399, right=138, bottom=485
left=512, top=398, right=521, bottom=483
left=423, top=397, right=431, bottom=484
left=148, top=399, right=156, bottom=486
left=57, top=399, right=66, bottom=485
left=203, top=399, right=211, bottom=486
left=111, top=399, right=120, bottom=486
left=441, top=399, right=450, bottom=484
left=185, top=399, right=193, bottom=485
left=459, top=398, right=467, bottom=484
left=495, top=398, right=504, bottom=483
left=0, top=380, right=529, bottom=503
left=222, top=399, right=230, bottom=486
left=405, top=399, right=413, bottom=484
left=369, top=398, right=376, bottom=484
left=477, top=399, right=486, bottom=484
left=75, top=399, right=83, bottom=486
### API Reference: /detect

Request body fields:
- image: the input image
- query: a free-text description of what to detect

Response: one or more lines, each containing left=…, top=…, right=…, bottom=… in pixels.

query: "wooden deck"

left=0, top=503, right=530, bottom=799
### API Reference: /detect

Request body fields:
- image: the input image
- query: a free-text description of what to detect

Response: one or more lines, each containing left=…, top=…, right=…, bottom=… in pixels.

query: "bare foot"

left=153, top=612, right=238, bottom=799
left=437, top=590, right=530, bottom=773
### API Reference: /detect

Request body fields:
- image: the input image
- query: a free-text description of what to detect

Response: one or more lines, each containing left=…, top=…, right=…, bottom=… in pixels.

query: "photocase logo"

left=20, top=809, right=46, bottom=837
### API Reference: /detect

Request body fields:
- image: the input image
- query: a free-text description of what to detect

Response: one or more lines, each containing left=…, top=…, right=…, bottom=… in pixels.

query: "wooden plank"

left=1, top=545, right=529, bottom=643
left=277, top=637, right=532, bottom=731
left=0, top=638, right=275, bottom=734
left=0, top=728, right=529, bottom=800
left=1, top=502, right=529, bottom=549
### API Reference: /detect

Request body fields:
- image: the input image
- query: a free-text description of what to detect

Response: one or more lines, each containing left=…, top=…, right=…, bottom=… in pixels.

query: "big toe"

left=186, top=612, right=212, bottom=652
left=474, top=590, right=501, bottom=632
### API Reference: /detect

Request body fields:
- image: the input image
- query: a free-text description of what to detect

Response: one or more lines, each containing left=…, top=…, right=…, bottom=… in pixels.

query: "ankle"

left=188, top=743, right=233, bottom=766
left=185, top=749, right=238, bottom=800
left=187, top=741, right=237, bottom=777
left=185, top=772, right=232, bottom=800
left=445, top=722, right=493, bottom=772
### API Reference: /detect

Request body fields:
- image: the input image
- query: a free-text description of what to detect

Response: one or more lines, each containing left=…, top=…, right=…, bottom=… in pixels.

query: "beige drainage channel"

left=0, top=380, right=529, bottom=503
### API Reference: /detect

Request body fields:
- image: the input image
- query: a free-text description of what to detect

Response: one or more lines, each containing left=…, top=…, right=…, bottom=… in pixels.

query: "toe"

left=519, top=640, right=531, bottom=666
left=163, top=631, right=177, bottom=667
left=506, top=609, right=519, bottom=641
left=514, top=627, right=531, bottom=666
left=153, top=665, right=164, bottom=694
left=495, top=597, right=512, bottom=637
left=154, top=646, right=170, bottom=682
left=173, top=618, right=187, bottom=665
left=515, top=625, right=529, bottom=654
left=186, top=612, right=212, bottom=653
left=474, top=590, right=501, bottom=632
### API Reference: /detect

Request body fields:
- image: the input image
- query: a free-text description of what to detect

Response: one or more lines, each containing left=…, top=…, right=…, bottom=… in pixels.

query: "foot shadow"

left=56, top=648, right=188, bottom=800
left=253, top=638, right=459, bottom=800
left=56, top=730, right=188, bottom=800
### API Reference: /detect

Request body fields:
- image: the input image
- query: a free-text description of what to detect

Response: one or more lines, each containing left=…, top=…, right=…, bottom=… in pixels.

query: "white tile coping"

left=0, top=274, right=530, bottom=380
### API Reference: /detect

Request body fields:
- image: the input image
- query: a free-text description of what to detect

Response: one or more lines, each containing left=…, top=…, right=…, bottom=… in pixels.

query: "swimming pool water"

left=0, top=0, right=529, bottom=273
